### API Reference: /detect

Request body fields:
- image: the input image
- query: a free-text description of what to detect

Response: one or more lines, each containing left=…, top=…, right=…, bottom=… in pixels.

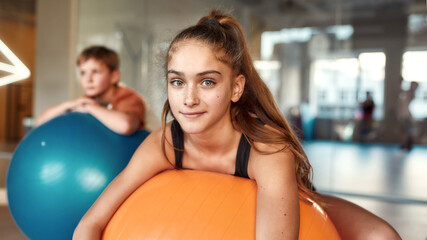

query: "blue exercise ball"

left=6, top=112, right=149, bottom=240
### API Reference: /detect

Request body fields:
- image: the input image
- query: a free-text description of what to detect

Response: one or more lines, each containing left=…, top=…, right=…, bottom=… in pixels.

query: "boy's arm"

left=76, top=103, right=141, bottom=135
left=36, top=98, right=96, bottom=126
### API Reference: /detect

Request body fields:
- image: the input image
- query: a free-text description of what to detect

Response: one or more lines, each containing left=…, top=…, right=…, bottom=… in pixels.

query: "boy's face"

left=79, top=58, right=119, bottom=98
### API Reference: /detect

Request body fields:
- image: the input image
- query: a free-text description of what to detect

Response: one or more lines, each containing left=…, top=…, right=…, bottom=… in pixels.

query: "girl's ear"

left=231, top=74, right=246, bottom=103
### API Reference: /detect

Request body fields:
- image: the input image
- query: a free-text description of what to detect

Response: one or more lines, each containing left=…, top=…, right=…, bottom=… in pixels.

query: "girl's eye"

left=201, top=79, right=215, bottom=87
left=170, top=79, right=184, bottom=87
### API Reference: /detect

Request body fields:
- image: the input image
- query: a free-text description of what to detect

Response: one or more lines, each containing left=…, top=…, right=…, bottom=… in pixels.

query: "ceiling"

left=0, top=0, right=35, bottom=14
left=1, top=0, right=426, bottom=30
left=0, top=0, right=35, bottom=25
left=238, top=0, right=427, bottom=30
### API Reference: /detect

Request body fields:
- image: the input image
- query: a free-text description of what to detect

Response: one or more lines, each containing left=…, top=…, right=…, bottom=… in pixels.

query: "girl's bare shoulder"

left=249, top=143, right=294, bottom=179
left=137, top=122, right=175, bottom=167
left=143, top=122, right=173, bottom=144
left=248, top=123, right=296, bottom=180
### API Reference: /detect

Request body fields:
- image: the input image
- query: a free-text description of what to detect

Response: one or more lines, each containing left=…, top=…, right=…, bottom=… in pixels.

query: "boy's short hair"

left=77, top=46, right=119, bottom=72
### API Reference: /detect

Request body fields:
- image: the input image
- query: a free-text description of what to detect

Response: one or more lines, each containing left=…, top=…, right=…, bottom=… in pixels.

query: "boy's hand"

left=65, top=97, right=140, bottom=135
left=36, top=97, right=97, bottom=126
left=69, top=97, right=98, bottom=113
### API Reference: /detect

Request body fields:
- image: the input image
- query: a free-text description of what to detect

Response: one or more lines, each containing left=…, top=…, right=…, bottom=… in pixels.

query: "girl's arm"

left=73, top=128, right=174, bottom=240
left=250, top=143, right=300, bottom=240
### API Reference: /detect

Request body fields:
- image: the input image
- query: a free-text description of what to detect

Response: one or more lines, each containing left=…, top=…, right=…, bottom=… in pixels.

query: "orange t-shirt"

left=110, top=86, right=146, bottom=129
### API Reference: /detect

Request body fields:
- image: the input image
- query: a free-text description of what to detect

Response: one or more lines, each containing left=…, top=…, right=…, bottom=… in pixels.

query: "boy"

left=36, top=46, right=146, bottom=135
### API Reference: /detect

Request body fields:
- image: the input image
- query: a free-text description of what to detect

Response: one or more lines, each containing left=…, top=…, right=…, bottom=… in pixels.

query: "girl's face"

left=79, top=58, right=119, bottom=98
left=167, top=39, right=244, bottom=134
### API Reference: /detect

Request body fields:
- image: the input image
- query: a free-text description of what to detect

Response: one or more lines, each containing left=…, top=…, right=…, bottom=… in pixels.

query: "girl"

left=73, top=10, right=401, bottom=240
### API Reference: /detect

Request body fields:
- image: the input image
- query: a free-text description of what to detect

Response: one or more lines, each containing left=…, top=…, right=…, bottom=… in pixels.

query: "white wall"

left=34, top=0, right=78, bottom=118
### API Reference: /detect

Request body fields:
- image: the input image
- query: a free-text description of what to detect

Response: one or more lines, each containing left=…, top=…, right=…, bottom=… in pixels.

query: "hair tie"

left=205, top=19, right=222, bottom=27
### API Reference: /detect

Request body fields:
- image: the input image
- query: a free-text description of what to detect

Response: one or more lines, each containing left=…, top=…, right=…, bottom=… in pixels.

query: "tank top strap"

left=171, top=120, right=184, bottom=168
left=234, top=134, right=250, bottom=179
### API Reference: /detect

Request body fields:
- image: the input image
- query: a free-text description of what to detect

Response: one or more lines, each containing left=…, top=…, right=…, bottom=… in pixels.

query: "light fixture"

left=0, top=39, right=31, bottom=87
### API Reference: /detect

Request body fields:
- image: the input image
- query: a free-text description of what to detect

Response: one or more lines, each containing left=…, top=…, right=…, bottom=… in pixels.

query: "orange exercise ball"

left=103, top=170, right=341, bottom=240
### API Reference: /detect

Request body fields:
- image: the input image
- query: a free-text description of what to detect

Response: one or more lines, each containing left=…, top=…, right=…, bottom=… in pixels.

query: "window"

left=310, top=52, right=385, bottom=119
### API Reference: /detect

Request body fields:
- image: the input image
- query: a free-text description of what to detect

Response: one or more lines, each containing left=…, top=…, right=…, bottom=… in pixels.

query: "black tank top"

left=170, top=120, right=250, bottom=179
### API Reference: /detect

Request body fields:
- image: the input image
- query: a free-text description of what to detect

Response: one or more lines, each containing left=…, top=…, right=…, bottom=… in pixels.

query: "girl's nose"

left=184, top=86, right=199, bottom=107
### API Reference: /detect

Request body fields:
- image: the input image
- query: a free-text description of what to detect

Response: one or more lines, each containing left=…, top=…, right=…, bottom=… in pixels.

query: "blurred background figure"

left=361, top=91, right=375, bottom=121
left=358, top=91, right=375, bottom=141
left=398, top=81, right=419, bottom=151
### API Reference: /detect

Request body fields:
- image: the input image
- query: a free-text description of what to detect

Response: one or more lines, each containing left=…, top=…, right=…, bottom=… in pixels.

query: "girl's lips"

left=181, top=112, right=205, bottom=118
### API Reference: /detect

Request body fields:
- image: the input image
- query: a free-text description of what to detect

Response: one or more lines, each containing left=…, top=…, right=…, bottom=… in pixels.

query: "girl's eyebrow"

left=167, top=70, right=183, bottom=76
left=197, top=70, right=222, bottom=76
left=167, top=69, right=222, bottom=76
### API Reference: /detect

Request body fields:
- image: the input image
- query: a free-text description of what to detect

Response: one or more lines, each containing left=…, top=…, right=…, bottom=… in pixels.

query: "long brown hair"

left=162, top=10, right=316, bottom=200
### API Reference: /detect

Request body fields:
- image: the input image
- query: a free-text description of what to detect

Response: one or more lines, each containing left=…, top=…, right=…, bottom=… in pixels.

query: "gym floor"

left=0, top=141, right=426, bottom=239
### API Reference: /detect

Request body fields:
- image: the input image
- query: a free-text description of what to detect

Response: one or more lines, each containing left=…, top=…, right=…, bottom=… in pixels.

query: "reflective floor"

left=0, top=140, right=426, bottom=239
left=306, top=141, right=427, bottom=240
